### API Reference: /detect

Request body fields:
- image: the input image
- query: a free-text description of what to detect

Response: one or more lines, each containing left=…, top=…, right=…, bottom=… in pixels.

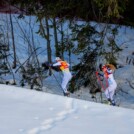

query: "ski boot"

left=63, top=91, right=70, bottom=97
left=107, top=99, right=116, bottom=106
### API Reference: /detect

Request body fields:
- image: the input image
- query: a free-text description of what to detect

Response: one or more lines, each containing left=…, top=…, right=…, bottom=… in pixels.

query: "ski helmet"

left=55, top=57, right=61, bottom=61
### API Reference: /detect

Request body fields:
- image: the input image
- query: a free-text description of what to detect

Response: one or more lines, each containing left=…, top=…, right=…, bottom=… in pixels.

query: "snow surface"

left=0, top=84, right=134, bottom=134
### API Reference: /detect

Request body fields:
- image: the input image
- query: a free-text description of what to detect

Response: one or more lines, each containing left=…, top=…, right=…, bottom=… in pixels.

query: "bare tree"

left=9, top=10, right=16, bottom=69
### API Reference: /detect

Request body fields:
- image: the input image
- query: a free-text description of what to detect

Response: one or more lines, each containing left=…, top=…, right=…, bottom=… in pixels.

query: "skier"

left=96, top=64, right=117, bottom=105
left=52, top=57, right=72, bottom=96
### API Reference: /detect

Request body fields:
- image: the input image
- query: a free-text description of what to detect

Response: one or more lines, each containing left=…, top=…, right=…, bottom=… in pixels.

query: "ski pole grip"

left=95, top=71, right=99, bottom=75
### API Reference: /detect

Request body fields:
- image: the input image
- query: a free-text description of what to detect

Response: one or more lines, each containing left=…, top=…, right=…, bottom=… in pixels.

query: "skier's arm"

left=67, top=63, right=70, bottom=66
left=96, top=71, right=103, bottom=77
left=107, top=68, right=112, bottom=74
left=52, top=62, right=61, bottom=66
left=99, top=73, right=103, bottom=77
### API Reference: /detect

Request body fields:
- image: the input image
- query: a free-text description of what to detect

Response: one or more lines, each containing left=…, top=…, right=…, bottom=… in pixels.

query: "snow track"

left=28, top=98, right=77, bottom=134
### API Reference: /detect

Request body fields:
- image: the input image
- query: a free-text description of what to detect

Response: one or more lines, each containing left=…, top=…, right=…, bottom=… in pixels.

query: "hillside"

left=0, top=13, right=134, bottom=109
left=0, top=84, right=134, bottom=134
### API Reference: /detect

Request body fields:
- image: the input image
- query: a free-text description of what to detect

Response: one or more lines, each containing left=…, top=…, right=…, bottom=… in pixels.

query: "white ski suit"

left=104, top=68, right=117, bottom=101
left=53, top=60, right=72, bottom=93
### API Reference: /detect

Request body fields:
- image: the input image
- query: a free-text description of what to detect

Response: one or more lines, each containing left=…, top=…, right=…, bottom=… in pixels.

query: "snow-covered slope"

left=0, top=84, right=134, bottom=134
left=0, top=13, right=134, bottom=111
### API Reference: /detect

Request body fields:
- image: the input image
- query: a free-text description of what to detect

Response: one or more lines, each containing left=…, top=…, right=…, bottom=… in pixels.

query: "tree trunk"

left=53, top=18, right=59, bottom=56
left=61, top=23, right=64, bottom=59
left=45, top=17, right=52, bottom=63
left=45, top=17, right=52, bottom=75
left=9, top=13, right=16, bottom=69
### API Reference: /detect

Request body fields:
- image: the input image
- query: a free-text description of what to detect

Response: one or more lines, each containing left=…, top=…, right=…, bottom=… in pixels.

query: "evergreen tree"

left=0, top=32, right=10, bottom=83
left=68, top=22, right=101, bottom=93
left=68, top=22, right=122, bottom=94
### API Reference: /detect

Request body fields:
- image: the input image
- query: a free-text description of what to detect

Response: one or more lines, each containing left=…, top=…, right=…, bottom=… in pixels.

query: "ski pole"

left=95, top=72, right=105, bottom=90
left=95, top=72, right=104, bottom=103
left=49, top=66, right=64, bottom=93
left=96, top=71, right=111, bottom=103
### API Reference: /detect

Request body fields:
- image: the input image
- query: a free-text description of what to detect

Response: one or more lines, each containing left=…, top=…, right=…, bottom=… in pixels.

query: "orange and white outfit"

left=53, top=57, right=72, bottom=93
left=102, top=65, right=117, bottom=102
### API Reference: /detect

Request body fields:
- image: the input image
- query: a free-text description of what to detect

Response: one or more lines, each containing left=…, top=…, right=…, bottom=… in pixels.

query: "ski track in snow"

left=27, top=98, right=77, bottom=134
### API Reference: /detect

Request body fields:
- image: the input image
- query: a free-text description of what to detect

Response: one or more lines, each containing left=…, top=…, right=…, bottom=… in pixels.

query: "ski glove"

left=96, top=71, right=99, bottom=75
left=48, top=63, right=53, bottom=67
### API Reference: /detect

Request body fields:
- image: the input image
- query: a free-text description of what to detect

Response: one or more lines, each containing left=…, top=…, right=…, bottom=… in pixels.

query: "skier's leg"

left=104, top=87, right=111, bottom=100
left=105, top=86, right=116, bottom=105
left=109, top=85, right=117, bottom=105
left=61, top=73, right=72, bottom=93
left=61, top=76, right=69, bottom=93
